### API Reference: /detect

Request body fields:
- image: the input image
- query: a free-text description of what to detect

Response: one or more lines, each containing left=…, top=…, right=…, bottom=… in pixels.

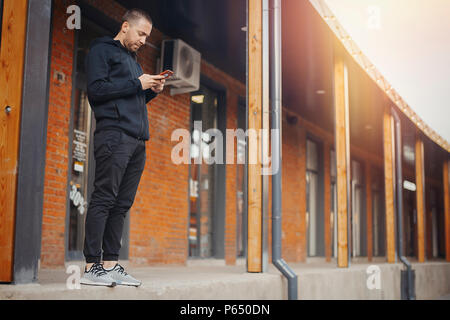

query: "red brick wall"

left=38, top=0, right=449, bottom=270
left=266, top=115, right=308, bottom=264
left=41, top=0, right=245, bottom=267
left=41, top=0, right=76, bottom=267
left=280, top=117, right=305, bottom=262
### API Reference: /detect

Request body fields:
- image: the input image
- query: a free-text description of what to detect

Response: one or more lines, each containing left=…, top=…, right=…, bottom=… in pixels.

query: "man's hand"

left=150, top=78, right=165, bottom=93
left=139, top=74, right=165, bottom=91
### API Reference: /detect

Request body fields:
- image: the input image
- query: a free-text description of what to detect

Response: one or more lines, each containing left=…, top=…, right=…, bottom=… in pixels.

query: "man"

left=80, top=9, right=165, bottom=287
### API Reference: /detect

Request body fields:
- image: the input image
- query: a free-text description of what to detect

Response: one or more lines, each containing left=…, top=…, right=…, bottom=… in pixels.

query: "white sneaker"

left=80, top=263, right=117, bottom=287
left=105, top=263, right=142, bottom=287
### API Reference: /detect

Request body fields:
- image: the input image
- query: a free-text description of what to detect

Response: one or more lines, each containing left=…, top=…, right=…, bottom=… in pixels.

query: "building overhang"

left=310, top=0, right=450, bottom=154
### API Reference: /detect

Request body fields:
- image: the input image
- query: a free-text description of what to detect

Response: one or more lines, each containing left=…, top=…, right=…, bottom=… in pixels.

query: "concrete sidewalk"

left=1, top=262, right=284, bottom=300
left=1, top=259, right=449, bottom=300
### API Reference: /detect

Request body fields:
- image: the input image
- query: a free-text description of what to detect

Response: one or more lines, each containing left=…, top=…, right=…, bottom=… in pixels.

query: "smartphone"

left=159, top=69, right=174, bottom=78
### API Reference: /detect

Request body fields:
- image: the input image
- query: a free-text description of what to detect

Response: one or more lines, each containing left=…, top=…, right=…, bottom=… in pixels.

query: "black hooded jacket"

left=85, top=36, right=158, bottom=140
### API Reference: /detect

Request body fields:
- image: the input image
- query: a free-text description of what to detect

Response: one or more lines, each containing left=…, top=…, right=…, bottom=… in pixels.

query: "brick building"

left=1, top=0, right=449, bottom=299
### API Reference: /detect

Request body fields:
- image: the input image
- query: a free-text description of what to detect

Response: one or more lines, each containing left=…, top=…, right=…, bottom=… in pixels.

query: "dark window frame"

left=187, top=75, right=227, bottom=260
left=349, top=156, right=367, bottom=258
left=305, top=134, right=325, bottom=257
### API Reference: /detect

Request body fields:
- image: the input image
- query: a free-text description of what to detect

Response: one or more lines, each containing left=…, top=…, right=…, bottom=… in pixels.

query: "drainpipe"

left=391, top=107, right=416, bottom=300
left=270, top=0, right=298, bottom=300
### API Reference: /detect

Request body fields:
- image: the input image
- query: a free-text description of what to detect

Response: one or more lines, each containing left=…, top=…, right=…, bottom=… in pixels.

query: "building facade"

left=0, top=0, right=449, bottom=285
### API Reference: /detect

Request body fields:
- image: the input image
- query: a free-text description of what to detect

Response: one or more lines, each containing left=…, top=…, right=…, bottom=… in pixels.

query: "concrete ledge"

left=0, top=264, right=284, bottom=300
left=414, top=261, right=450, bottom=299
left=292, top=262, right=401, bottom=299
left=0, top=261, right=449, bottom=300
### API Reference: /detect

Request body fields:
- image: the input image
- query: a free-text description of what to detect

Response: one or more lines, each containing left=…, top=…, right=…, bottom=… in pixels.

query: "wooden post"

left=383, top=107, right=396, bottom=263
left=324, top=142, right=332, bottom=262
left=415, top=135, right=426, bottom=262
left=444, top=159, right=450, bottom=262
left=247, top=0, right=262, bottom=272
left=333, top=50, right=349, bottom=268
left=366, top=162, right=373, bottom=262
left=0, top=0, right=28, bottom=282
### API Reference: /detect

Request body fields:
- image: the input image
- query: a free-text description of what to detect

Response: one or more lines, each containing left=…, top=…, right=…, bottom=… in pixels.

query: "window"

left=351, top=160, right=366, bottom=257
left=403, top=185, right=417, bottom=257
left=306, top=138, right=324, bottom=257
left=188, top=84, right=219, bottom=258
left=371, top=167, right=386, bottom=257
left=68, top=88, right=92, bottom=256
left=429, top=188, right=444, bottom=259
left=330, top=150, right=337, bottom=258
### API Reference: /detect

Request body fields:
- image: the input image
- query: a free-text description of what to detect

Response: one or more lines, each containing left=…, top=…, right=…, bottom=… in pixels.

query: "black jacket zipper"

left=126, top=51, right=144, bottom=139
left=135, top=58, right=145, bottom=139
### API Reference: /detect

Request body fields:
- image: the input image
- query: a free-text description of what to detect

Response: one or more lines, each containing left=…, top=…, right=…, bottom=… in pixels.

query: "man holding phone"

left=81, top=8, right=170, bottom=287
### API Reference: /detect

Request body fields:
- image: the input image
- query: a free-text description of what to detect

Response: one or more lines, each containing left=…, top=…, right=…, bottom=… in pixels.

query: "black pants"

left=83, top=129, right=146, bottom=263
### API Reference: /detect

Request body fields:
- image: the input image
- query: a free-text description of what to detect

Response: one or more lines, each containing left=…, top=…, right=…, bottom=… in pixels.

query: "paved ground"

left=0, top=262, right=285, bottom=300
left=1, top=259, right=449, bottom=300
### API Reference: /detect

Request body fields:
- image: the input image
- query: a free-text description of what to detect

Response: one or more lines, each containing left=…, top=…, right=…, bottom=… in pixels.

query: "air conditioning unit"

left=159, top=39, right=201, bottom=95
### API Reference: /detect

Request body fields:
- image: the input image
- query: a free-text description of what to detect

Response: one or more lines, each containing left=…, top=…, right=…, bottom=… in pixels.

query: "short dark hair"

left=122, top=8, right=153, bottom=26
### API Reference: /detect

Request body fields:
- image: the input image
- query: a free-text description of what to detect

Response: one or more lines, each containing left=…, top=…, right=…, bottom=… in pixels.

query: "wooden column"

left=383, top=107, right=396, bottom=263
left=247, top=0, right=262, bottom=272
left=415, top=135, right=426, bottom=262
left=324, top=142, right=332, bottom=262
left=444, top=159, right=450, bottom=262
left=333, top=50, right=349, bottom=268
left=0, top=0, right=28, bottom=282
left=366, top=162, right=373, bottom=262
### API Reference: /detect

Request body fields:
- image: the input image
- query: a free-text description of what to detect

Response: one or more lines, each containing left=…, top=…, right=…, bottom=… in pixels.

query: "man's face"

left=122, top=18, right=152, bottom=52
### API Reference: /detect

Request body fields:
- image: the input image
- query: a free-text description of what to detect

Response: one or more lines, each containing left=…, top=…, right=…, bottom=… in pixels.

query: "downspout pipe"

left=391, top=107, right=416, bottom=300
left=270, top=0, right=298, bottom=300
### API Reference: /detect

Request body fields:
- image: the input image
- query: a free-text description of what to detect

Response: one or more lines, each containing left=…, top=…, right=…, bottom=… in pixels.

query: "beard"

left=124, top=39, right=141, bottom=52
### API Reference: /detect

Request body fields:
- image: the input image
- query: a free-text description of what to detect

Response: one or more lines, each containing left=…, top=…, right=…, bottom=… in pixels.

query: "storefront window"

left=306, top=139, right=321, bottom=257
left=371, top=166, right=385, bottom=257
left=68, top=89, right=92, bottom=254
left=330, top=150, right=337, bottom=258
left=351, top=160, right=366, bottom=257
left=403, top=184, right=417, bottom=257
left=372, top=190, right=381, bottom=256
left=429, top=188, right=441, bottom=258
left=189, top=85, right=218, bottom=257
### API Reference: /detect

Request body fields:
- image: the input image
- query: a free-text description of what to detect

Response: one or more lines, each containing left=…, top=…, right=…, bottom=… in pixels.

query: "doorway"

left=351, top=160, right=367, bottom=257
left=330, top=150, right=337, bottom=258
left=403, top=188, right=417, bottom=258
left=188, top=83, right=226, bottom=259
left=306, top=138, right=324, bottom=257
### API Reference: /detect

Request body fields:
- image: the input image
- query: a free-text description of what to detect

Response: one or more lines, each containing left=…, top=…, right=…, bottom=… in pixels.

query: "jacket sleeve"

left=144, top=89, right=158, bottom=104
left=86, top=45, right=141, bottom=103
